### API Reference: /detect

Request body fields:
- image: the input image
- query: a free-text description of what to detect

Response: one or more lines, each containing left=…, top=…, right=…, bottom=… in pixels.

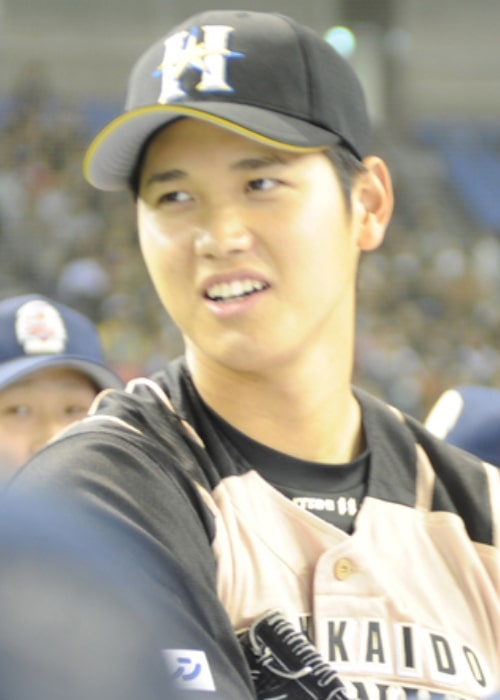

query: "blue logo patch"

left=162, top=648, right=216, bottom=692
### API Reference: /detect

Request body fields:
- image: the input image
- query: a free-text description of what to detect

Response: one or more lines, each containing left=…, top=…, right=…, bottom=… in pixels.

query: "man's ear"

left=352, top=156, right=394, bottom=251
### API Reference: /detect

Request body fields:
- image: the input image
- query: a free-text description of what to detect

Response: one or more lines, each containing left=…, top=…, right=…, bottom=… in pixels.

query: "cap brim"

left=0, top=356, right=123, bottom=393
left=84, top=103, right=342, bottom=191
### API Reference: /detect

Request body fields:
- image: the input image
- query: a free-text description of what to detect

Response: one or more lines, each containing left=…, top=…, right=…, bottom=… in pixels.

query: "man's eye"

left=157, top=190, right=191, bottom=204
left=247, top=177, right=278, bottom=192
left=64, top=405, right=88, bottom=418
left=2, top=405, right=30, bottom=417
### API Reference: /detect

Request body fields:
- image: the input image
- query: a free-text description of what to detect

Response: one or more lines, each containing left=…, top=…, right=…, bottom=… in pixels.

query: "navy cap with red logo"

left=0, top=295, right=123, bottom=393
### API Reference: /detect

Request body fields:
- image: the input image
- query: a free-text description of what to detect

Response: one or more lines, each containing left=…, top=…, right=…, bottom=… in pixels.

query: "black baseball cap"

left=0, top=295, right=123, bottom=393
left=84, top=10, right=372, bottom=191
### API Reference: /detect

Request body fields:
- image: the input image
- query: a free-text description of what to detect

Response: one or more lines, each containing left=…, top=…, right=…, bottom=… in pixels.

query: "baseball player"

left=8, top=10, right=499, bottom=700
left=0, top=294, right=122, bottom=474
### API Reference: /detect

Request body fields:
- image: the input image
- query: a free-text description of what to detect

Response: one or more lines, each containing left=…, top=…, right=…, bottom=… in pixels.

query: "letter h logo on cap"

left=156, top=24, right=245, bottom=104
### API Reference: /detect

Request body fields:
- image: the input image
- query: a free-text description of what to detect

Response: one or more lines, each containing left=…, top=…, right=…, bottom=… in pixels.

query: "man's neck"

left=186, top=353, right=365, bottom=464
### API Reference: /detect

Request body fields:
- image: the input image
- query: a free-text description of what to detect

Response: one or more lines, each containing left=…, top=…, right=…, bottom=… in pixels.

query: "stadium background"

left=1, top=0, right=500, bottom=420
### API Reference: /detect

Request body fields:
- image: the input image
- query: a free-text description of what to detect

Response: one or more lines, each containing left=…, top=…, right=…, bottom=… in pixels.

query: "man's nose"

left=194, top=204, right=253, bottom=259
left=29, top=417, right=68, bottom=459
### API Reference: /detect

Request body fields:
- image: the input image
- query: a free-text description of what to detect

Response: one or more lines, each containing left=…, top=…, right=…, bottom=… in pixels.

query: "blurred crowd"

left=2, top=63, right=500, bottom=420
left=0, top=62, right=185, bottom=385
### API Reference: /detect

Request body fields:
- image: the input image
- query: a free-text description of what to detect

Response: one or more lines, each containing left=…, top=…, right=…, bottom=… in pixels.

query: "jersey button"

left=334, top=557, right=354, bottom=581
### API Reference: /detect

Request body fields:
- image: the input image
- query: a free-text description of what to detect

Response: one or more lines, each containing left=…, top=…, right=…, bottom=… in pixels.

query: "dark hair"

left=128, top=124, right=167, bottom=199
left=128, top=130, right=366, bottom=203
left=324, top=146, right=367, bottom=211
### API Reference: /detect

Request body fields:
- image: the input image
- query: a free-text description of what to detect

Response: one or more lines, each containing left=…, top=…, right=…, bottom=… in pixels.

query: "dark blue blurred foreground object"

left=425, top=385, right=500, bottom=467
left=0, top=490, right=180, bottom=700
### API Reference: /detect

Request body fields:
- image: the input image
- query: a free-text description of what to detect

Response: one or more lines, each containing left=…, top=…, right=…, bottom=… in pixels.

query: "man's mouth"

left=205, top=279, right=269, bottom=302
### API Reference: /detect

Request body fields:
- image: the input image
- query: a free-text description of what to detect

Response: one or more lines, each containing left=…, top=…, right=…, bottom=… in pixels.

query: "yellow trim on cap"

left=84, top=104, right=329, bottom=183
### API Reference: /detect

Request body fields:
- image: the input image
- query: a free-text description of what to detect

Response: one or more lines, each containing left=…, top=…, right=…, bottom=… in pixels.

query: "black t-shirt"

left=196, top=398, right=369, bottom=534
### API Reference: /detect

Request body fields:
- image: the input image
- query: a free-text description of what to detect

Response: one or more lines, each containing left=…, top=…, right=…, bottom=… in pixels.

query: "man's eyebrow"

left=144, top=154, right=288, bottom=188
left=144, top=168, right=187, bottom=188
left=230, top=154, right=288, bottom=171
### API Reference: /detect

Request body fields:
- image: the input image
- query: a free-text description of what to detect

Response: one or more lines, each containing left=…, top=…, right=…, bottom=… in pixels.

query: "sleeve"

left=5, top=425, right=257, bottom=700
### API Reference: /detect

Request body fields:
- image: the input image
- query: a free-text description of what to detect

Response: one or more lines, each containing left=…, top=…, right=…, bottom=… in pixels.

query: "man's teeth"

left=206, top=279, right=267, bottom=301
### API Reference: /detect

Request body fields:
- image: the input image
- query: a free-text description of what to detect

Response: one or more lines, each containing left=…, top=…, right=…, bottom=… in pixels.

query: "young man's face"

left=0, top=367, right=98, bottom=476
left=136, top=118, right=370, bottom=374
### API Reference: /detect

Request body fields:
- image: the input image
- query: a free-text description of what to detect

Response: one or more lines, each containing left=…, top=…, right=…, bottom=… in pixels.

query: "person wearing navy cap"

left=0, top=294, right=122, bottom=474
left=8, top=10, right=500, bottom=699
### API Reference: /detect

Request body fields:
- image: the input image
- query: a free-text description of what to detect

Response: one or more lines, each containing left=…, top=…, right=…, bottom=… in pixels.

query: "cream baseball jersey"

left=10, top=358, right=499, bottom=699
